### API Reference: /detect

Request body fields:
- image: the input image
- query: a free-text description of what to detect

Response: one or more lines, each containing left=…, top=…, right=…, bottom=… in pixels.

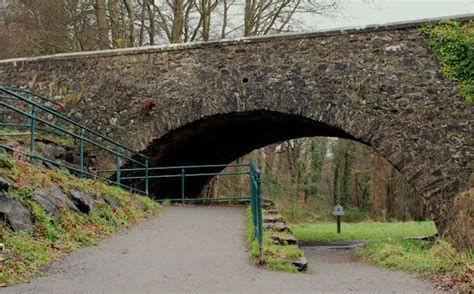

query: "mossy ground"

left=0, top=153, right=161, bottom=286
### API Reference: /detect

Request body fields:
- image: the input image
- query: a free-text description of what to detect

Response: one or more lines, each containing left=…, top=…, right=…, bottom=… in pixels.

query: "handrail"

left=0, top=86, right=149, bottom=194
left=0, top=87, right=147, bottom=158
left=121, top=171, right=250, bottom=181
left=5, top=87, right=65, bottom=109
left=0, top=101, right=145, bottom=166
left=95, top=163, right=250, bottom=173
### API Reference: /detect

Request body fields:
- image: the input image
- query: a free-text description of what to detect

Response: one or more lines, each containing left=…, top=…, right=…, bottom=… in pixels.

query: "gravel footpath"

left=4, top=206, right=439, bottom=294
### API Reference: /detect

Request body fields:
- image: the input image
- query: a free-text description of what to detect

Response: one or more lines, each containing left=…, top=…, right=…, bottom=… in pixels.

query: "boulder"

left=0, top=173, right=11, bottom=191
left=64, top=147, right=81, bottom=165
left=0, top=193, right=34, bottom=231
left=132, top=199, right=147, bottom=212
left=95, top=193, right=119, bottom=209
left=292, top=256, right=308, bottom=272
left=32, top=186, right=79, bottom=217
left=36, top=142, right=66, bottom=160
left=69, top=190, right=97, bottom=213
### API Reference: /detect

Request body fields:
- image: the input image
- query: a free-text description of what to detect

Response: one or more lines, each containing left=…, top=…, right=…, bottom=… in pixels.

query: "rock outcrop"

left=69, top=190, right=97, bottom=213
left=0, top=192, right=34, bottom=231
left=32, top=186, right=79, bottom=217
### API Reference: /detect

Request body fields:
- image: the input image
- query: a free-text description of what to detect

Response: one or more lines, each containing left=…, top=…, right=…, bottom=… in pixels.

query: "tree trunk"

left=139, top=0, right=146, bottom=46
left=146, top=0, right=155, bottom=45
left=170, top=0, right=184, bottom=43
left=200, top=0, right=211, bottom=41
left=244, top=0, right=256, bottom=36
left=95, top=0, right=109, bottom=49
left=108, top=0, right=121, bottom=47
left=122, top=0, right=136, bottom=47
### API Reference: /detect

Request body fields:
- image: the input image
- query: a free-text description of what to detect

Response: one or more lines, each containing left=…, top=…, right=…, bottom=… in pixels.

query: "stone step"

left=263, top=215, right=285, bottom=223
left=292, top=256, right=308, bottom=272
left=262, top=202, right=276, bottom=210
left=264, top=209, right=279, bottom=215
left=270, top=233, right=298, bottom=245
left=264, top=221, right=292, bottom=233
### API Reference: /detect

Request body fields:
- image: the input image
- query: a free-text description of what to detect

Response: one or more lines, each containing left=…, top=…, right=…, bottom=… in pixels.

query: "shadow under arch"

left=135, top=110, right=363, bottom=199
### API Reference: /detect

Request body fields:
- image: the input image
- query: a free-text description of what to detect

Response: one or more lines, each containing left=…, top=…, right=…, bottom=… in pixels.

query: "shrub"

left=0, top=153, right=14, bottom=169
left=446, top=189, right=474, bottom=250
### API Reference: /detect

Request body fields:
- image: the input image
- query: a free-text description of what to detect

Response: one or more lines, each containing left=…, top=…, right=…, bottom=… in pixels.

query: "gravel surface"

left=5, top=206, right=440, bottom=293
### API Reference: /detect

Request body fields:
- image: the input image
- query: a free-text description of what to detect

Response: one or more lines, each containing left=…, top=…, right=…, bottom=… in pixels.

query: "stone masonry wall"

left=0, top=17, right=472, bottom=230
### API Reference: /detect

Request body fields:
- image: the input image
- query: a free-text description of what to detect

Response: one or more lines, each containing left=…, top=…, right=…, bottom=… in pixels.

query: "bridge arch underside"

left=130, top=110, right=356, bottom=198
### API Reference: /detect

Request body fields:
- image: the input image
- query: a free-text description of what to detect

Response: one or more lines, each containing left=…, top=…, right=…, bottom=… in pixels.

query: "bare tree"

left=95, top=0, right=109, bottom=49
left=122, top=0, right=136, bottom=46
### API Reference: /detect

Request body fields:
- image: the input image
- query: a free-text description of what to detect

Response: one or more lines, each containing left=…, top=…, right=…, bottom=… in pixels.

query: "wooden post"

left=337, top=215, right=341, bottom=233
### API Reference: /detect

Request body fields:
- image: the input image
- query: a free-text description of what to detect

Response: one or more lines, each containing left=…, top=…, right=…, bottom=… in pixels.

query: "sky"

left=298, top=0, right=473, bottom=30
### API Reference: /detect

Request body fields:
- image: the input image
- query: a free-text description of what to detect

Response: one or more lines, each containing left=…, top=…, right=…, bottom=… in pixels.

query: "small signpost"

left=333, top=204, right=344, bottom=233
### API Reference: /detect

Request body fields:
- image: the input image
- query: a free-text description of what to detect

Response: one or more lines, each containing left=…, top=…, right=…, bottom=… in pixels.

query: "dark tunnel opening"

left=124, top=110, right=358, bottom=199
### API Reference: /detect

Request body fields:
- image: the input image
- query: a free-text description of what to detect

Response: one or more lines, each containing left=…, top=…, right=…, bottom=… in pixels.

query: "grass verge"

left=291, top=221, right=437, bottom=242
left=357, top=239, right=473, bottom=292
left=0, top=154, right=161, bottom=286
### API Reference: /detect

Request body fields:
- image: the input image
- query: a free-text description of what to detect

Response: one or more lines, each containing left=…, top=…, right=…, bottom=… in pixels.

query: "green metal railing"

left=249, top=161, right=264, bottom=263
left=0, top=86, right=149, bottom=194
left=0, top=86, right=264, bottom=262
left=0, top=87, right=66, bottom=132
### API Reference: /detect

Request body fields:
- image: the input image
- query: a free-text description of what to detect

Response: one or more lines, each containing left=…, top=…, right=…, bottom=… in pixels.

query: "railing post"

left=29, top=106, right=36, bottom=163
left=26, top=91, right=31, bottom=130
left=181, top=168, right=185, bottom=204
left=145, top=159, right=149, bottom=196
left=256, top=167, right=264, bottom=265
left=116, top=151, right=121, bottom=185
left=79, top=128, right=84, bottom=177
left=249, top=161, right=264, bottom=265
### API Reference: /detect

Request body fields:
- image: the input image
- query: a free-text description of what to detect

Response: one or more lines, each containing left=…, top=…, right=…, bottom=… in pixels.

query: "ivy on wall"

left=422, top=20, right=474, bottom=103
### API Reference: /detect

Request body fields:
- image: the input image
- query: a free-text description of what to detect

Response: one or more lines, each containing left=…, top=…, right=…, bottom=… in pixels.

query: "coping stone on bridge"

left=0, top=13, right=472, bottom=64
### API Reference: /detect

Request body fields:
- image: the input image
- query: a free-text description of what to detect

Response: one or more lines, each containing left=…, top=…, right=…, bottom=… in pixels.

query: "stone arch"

left=0, top=17, right=472, bottom=231
left=137, top=110, right=357, bottom=198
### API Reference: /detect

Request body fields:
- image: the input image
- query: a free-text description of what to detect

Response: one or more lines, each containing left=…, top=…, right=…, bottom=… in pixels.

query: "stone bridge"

left=0, top=15, right=473, bottom=230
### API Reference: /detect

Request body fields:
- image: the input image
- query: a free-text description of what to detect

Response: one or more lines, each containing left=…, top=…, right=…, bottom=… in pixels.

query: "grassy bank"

left=246, top=208, right=307, bottom=273
left=357, top=239, right=473, bottom=292
left=291, top=221, right=437, bottom=242
left=0, top=154, right=161, bottom=286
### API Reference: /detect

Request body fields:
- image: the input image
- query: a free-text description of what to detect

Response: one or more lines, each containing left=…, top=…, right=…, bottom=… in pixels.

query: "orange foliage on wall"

left=139, top=99, right=155, bottom=119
